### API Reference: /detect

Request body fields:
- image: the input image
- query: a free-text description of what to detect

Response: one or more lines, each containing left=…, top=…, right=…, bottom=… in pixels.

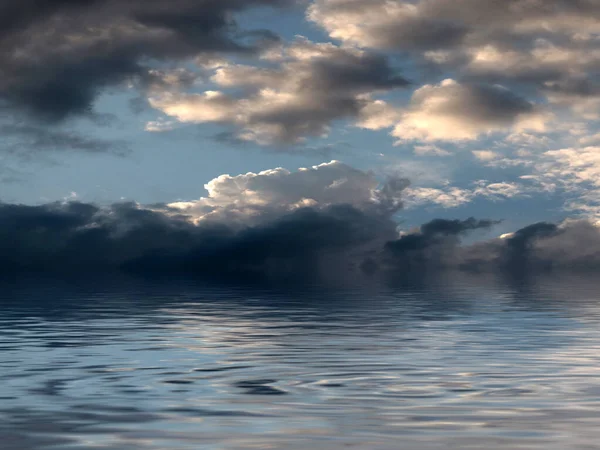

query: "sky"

left=2, top=0, right=600, bottom=279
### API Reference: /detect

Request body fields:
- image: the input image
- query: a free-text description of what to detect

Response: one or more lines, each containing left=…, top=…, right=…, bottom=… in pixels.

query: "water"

left=2, top=274, right=600, bottom=449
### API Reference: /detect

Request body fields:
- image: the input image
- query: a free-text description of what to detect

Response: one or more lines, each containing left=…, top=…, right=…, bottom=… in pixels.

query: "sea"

left=2, top=273, right=600, bottom=449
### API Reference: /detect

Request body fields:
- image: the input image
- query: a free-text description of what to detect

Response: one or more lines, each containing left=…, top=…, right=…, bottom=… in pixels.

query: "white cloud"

left=405, top=180, right=525, bottom=208
left=484, top=145, right=600, bottom=218
left=541, top=147, right=600, bottom=190
left=148, top=38, right=408, bottom=145
left=309, top=0, right=600, bottom=123
left=356, top=98, right=402, bottom=130
left=404, top=186, right=475, bottom=208
left=391, top=80, right=548, bottom=142
left=505, top=132, right=554, bottom=149
left=472, top=150, right=500, bottom=161
left=473, top=181, right=524, bottom=200
left=165, top=160, right=408, bottom=226
left=144, top=119, right=177, bottom=133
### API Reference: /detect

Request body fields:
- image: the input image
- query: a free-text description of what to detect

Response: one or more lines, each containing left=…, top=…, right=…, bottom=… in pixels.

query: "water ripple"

left=1, top=275, right=600, bottom=449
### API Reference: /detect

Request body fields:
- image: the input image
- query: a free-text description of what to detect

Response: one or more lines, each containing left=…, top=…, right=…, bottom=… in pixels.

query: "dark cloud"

left=0, top=124, right=129, bottom=156
left=0, top=0, right=100, bottom=39
left=384, top=218, right=499, bottom=271
left=2, top=196, right=600, bottom=281
left=0, top=0, right=290, bottom=121
left=0, top=201, right=396, bottom=281
left=383, top=218, right=600, bottom=277
left=310, top=0, right=600, bottom=52
left=472, top=221, right=600, bottom=273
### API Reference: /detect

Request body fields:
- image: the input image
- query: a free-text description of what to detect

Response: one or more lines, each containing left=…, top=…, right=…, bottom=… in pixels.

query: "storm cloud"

left=2, top=162, right=600, bottom=281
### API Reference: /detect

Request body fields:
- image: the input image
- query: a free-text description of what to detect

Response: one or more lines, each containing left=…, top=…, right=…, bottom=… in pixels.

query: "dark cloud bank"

left=2, top=196, right=599, bottom=282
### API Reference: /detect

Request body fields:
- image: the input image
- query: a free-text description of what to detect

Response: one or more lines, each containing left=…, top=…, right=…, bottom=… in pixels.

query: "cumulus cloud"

left=3, top=0, right=599, bottom=152
left=390, top=80, right=548, bottom=142
left=1, top=160, right=597, bottom=280
left=307, top=0, right=468, bottom=52
left=149, top=38, right=409, bottom=145
left=308, top=0, right=600, bottom=119
left=309, top=0, right=600, bottom=52
left=0, top=162, right=409, bottom=279
left=0, top=0, right=290, bottom=121
left=472, top=150, right=501, bottom=161
left=163, top=160, right=408, bottom=226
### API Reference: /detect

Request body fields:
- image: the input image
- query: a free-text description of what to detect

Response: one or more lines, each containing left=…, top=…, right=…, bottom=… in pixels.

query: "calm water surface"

left=2, top=275, right=600, bottom=449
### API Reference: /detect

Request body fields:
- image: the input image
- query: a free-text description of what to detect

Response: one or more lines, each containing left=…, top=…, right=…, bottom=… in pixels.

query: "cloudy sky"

left=2, top=0, right=600, bottom=278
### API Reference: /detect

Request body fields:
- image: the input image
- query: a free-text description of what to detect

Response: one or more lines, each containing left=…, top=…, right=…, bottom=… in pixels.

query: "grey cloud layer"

left=387, top=79, right=547, bottom=142
left=3, top=0, right=592, bottom=146
left=0, top=124, right=129, bottom=156
left=2, top=162, right=600, bottom=279
left=309, top=0, right=600, bottom=114
left=0, top=0, right=290, bottom=121
left=150, top=39, right=409, bottom=145
left=0, top=161, right=407, bottom=278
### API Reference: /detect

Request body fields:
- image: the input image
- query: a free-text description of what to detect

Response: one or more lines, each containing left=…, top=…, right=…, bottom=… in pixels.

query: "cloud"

left=307, top=0, right=468, bottom=52
left=528, top=146, right=600, bottom=217
left=0, top=161, right=411, bottom=279
left=0, top=124, right=129, bottom=156
left=413, top=145, right=451, bottom=157
left=383, top=217, right=600, bottom=276
left=309, top=0, right=600, bottom=51
left=472, top=150, right=500, bottom=161
left=390, top=79, right=548, bottom=142
left=148, top=38, right=409, bottom=145
left=0, top=0, right=290, bottom=121
left=308, top=1, right=600, bottom=106
left=307, top=0, right=600, bottom=145
left=2, top=0, right=598, bottom=154
left=1, top=160, right=599, bottom=280
left=404, top=187, right=475, bottom=209
left=144, top=120, right=177, bottom=133
left=0, top=197, right=403, bottom=281
left=355, top=99, right=403, bottom=131
left=464, top=220, right=600, bottom=273
left=467, top=142, right=600, bottom=219
left=404, top=180, right=526, bottom=208
left=163, top=160, right=408, bottom=226
left=384, top=218, right=499, bottom=270
left=579, top=133, right=600, bottom=146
